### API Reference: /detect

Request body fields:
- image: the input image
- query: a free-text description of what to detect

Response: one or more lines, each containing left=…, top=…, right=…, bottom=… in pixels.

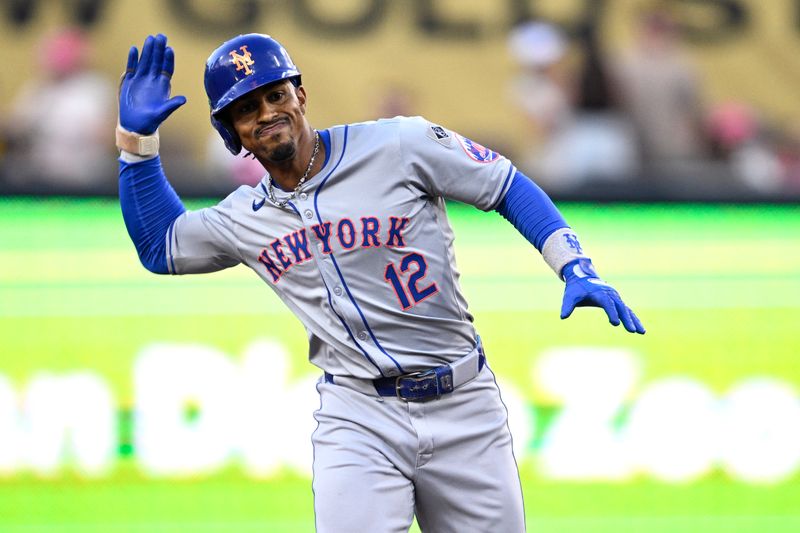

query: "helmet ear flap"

left=211, top=113, right=242, bottom=155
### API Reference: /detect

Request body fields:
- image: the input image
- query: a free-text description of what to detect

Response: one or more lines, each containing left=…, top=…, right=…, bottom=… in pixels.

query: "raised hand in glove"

left=119, top=33, right=186, bottom=135
left=560, top=258, right=645, bottom=334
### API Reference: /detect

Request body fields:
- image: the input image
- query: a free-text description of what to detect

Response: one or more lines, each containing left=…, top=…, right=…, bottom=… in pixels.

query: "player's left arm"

left=396, top=117, right=643, bottom=333
left=495, top=171, right=645, bottom=334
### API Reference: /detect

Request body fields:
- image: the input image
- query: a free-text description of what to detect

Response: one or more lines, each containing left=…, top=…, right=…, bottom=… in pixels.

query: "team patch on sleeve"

left=455, top=134, right=500, bottom=163
left=426, top=123, right=453, bottom=148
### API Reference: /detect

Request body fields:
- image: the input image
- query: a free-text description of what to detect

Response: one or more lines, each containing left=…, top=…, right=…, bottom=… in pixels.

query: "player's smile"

left=256, top=118, right=289, bottom=139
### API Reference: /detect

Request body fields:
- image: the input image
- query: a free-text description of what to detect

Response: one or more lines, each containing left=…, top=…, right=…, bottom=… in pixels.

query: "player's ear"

left=295, top=85, right=307, bottom=114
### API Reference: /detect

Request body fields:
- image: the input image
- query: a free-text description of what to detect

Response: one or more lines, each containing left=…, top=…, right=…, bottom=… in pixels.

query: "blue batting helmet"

left=204, top=34, right=301, bottom=155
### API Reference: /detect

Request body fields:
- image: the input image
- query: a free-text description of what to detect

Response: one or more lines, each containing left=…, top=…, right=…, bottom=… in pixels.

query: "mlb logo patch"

left=426, top=123, right=452, bottom=147
left=455, top=134, right=500, bottom=163
left=431, top=125, right=448, bottom=139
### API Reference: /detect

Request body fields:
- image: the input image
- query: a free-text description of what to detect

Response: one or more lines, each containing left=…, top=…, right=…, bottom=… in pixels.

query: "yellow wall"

left=2, top=0, right=799, bottom=159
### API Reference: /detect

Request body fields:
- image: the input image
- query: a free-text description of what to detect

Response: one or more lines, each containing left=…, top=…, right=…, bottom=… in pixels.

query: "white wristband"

left=115, top=124, right=159, bottom=156
left=119, top=150, right=158, bottom=163
left=541, top=228, right=589, bottom=279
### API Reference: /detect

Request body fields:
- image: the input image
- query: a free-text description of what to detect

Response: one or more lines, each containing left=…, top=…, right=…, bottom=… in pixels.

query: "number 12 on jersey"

left=384, top=252, right=439, bottom=310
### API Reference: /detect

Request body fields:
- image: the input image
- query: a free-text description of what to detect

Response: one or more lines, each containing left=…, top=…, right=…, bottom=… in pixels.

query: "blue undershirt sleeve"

left=495, top=170, right=569, bottom=252
left=118, top=156, right=186, bottom=274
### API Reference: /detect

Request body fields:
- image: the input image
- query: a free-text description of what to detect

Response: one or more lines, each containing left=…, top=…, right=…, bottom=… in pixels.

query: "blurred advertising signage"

left=0, top=341, right=798, bottom=484
left=3, top=0, right=794, bottom=43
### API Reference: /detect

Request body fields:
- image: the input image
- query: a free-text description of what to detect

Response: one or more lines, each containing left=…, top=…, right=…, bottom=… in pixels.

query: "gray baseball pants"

left=312, top=367, right=526, bottom=533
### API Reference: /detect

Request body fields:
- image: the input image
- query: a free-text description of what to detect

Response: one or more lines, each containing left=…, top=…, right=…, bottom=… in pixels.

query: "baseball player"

left=117, top=33, right=644, bottom=532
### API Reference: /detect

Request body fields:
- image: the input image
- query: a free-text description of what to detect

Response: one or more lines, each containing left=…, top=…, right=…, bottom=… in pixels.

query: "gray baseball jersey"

left=168, top=116, right=515, bottom=379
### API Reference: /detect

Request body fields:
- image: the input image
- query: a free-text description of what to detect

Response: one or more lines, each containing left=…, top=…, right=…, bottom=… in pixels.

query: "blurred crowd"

left=506, top=6, right=800, bottom=198
left=0, top=29, right=115, bottom=193
left=0, top=27, right=263, bottom=197
left=2, top=12, right=800, bottom=200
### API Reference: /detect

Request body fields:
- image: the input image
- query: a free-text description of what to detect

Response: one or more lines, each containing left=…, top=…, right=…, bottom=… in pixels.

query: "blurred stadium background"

left=1, top=1, right=799, bottom=532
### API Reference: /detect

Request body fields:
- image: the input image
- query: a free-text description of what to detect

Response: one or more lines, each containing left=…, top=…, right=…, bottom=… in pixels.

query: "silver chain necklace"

left=267, top=130, right=320, bottom=207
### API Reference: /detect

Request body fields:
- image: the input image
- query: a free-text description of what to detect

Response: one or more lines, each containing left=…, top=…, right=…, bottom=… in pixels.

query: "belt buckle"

left=395, top=369, right=438, bottom=402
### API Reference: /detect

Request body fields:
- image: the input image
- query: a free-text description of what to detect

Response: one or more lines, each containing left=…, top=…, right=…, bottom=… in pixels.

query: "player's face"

left=228, top=80, right=308, bottom=163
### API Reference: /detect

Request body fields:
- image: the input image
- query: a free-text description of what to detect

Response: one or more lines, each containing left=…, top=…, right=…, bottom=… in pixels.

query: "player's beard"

left=268, top=140, right=296, bottom=163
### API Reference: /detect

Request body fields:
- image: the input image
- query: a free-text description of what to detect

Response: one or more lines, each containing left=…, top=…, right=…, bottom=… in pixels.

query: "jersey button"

left=299, top=192, right=308, bottom=201
left=333, top=286, right=343, bottom=296
left=357, top=331, right=368, bottom=341
left=304, top=210, right=313, bottom=219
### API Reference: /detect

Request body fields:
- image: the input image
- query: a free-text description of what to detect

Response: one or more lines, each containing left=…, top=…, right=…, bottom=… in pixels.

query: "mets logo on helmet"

left=230, top=45, right=255, bottom=75
left=455, top=134, right=500, bottom=163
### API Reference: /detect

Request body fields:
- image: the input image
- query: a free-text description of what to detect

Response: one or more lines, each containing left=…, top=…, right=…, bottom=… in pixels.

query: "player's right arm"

left=117, top=34, right=239, bottom=275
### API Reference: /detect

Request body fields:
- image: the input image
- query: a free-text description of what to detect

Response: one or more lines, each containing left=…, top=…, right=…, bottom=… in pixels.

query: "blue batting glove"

left=560, top=258, right=645, bottom=334
left=119, top=34, right=186, bottom=134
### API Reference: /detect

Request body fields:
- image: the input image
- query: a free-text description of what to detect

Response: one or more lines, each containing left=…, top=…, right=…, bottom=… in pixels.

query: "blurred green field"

left=1, top=198, right=799, bottom=532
